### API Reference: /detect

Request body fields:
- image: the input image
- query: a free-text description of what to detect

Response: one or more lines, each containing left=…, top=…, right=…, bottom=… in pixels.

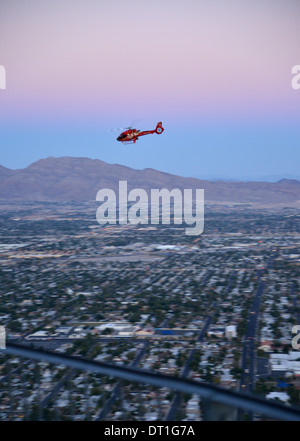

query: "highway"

left=238, top=252, right=275, bottom=419
left=239, top=280, right=265, bottom=395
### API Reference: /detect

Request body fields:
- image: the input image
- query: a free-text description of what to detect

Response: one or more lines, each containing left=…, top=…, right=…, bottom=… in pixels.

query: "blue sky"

left=1, top=119, right=299, bottom=181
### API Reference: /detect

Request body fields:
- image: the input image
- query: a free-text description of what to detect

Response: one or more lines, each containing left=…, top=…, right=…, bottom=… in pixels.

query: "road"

left=165, top=270, right=236, bottom=421
left=238, top=252, right=275, bottom=419
left=95, top=319, right=169, bottom=420
left=239, top=253, right=275, bottom=394
left=165, top=315, right=213, bottom=421
left=239, top=280, right=265, bottom=395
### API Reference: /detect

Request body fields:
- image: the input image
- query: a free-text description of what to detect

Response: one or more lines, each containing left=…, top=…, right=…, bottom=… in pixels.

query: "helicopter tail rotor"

left=155, top=121, right=164, bottom=134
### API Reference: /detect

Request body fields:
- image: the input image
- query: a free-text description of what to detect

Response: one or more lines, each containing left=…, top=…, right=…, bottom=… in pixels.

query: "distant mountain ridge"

left=193, top=174, right=300, bottom=183
left=0, top=157, right=299, bottom=208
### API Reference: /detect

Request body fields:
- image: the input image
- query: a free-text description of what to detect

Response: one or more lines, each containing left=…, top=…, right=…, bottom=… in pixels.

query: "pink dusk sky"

left=1, top=0, right=299, bottom=123
left=0, top=0, right=299, bottom=178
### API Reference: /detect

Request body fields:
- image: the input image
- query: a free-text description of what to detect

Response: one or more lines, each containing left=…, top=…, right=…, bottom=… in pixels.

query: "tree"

left=288, top=387, right=300, bottom=406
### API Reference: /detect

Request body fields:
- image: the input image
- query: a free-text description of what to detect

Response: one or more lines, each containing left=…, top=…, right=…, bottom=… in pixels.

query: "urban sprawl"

left=0, top=201, right=299, bottom=420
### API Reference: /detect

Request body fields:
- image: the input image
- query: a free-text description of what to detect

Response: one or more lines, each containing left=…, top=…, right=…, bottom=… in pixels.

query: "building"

left=258, top=340, right=273, bottom=352
left=225, top=325, right=237, bottom=339
left=270, top=352, right=300, bottom=377
left=207, top=327, right=225, bottom=338
left=266, top=392, right=289, bottom=403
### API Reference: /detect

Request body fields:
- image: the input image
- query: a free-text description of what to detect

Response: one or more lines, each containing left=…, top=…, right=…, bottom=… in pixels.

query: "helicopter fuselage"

left=117, top=122, right=164, bottom=144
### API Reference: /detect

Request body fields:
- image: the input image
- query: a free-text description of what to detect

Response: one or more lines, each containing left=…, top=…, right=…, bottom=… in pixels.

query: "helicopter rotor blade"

left=109, top=127, right=130, bottom=133
left=109, top=119, right=143, bottom=133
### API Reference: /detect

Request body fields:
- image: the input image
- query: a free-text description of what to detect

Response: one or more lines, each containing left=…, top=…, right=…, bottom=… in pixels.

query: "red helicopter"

left=117, top=121, right=164, bottom=144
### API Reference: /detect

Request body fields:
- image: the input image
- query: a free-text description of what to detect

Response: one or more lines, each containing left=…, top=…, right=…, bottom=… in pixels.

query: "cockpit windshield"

left=118, top=134, right=127, bottom=140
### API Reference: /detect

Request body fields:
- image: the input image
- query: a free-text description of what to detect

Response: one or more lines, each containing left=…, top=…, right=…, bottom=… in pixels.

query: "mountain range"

left=0, top=157, right=299, bottom=208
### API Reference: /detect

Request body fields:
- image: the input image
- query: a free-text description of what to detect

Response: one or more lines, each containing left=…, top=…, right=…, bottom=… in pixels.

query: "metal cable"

left=4, top=342, right=300, bottom=421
